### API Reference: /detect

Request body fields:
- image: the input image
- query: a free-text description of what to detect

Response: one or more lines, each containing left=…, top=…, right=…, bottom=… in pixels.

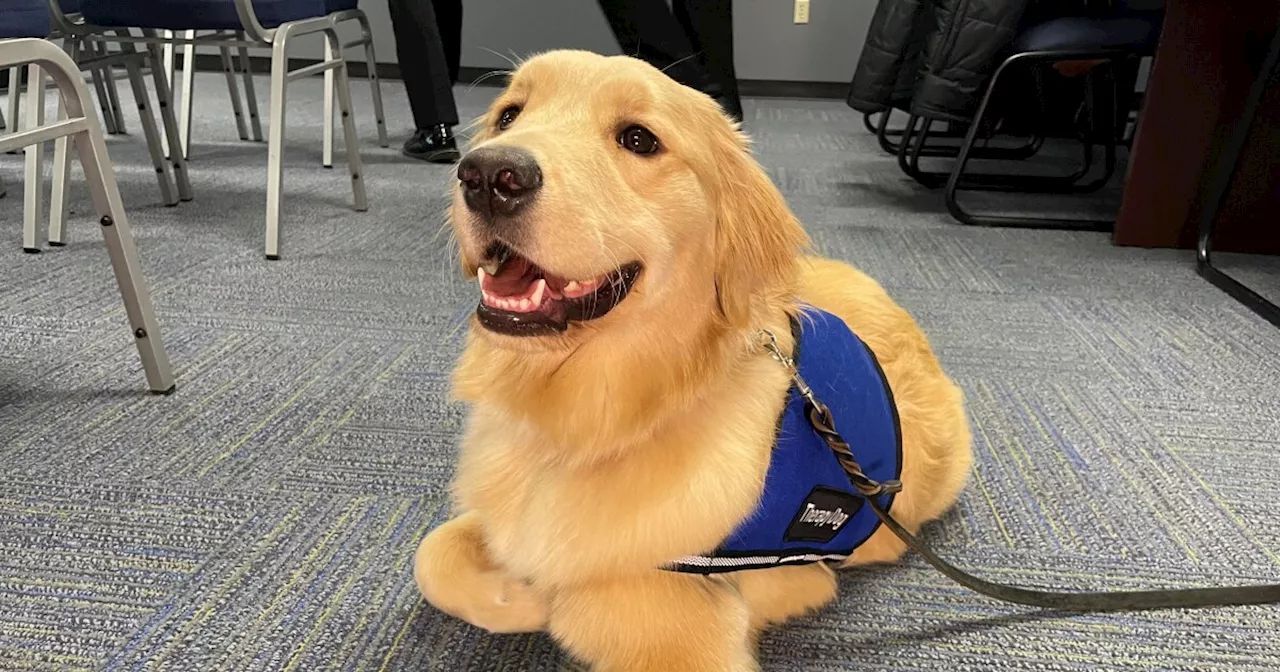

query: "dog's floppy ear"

left=697, top=119, right=809, bottom=328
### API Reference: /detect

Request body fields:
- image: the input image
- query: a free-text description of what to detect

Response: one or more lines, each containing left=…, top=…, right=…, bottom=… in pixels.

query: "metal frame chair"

left=3, top=3, right=125, bottom=142
left=158, top=8, right=388, bottom=166
left=937, top=50, right=1128, bottom=231
left=39, top=3, right=193, bottom=252
left=0, top=37, right=174, bottom=393
left=883, top=3, right=1161, bottom=231
left=78, top=0, right=369, bottom=259
left=1195, top=26, right=1280, bottom=329
left=865, top=107, right=1045, bottom=162
left=4, top=5, right=186, bottom=253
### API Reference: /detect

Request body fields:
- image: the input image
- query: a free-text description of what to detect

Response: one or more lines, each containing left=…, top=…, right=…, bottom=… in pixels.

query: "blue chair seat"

left=0, top=0, right=52, bottom=39
left=326, top=0, right=358, bottom=11
left=81, top=0, right=332, bottom=31
left=1014, top=12, right=1164, bottom=55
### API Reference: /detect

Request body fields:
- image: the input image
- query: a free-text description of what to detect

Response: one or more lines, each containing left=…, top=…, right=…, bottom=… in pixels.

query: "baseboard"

left=188, top=56, right=848, bottom=100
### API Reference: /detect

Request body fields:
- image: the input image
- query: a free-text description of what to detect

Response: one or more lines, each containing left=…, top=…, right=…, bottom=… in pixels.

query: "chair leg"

left=323, top=37, right=334, bottom=169
left=48, top=116, right=73, bottom=246
left=22, top=64, right=45, bottom=253
left=140, top=32, right=193, bottom=202
left=124, top=58, right=179, bottom=207
left=942, top=58, right=1113, bottom=231
left=1196, top=27, right=1280, bottom=328
left=354, top=11, right=389, bottom=148
left=236, top=33, right=263, bottom=142
left=178, top=31, right=196, bottom=158
left=71, top=101, right=177, bottom=394
left=326, top=28, right=369, bottom=215
left=265, top=26, right=295, bottom=260
left=49, top=38, right=82, bottom=247
left=863, top=110, right=883, bottom=135
left=87, top=66, right=118, bottom=136
left=220, top=47, right=250, bottom=141
left=5, top=66, right=20, bottom=151
left=101, top=49, right=127, bottom=135
left=160, top=31, right=175, bottom=157
left=1, top=38, right=174, bottom=392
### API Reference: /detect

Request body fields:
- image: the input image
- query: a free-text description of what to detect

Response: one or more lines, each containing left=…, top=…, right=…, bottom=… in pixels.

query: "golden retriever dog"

left=414, top=49, right=973, bottom=671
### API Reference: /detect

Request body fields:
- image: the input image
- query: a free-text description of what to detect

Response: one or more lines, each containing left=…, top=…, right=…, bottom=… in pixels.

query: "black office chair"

left=897, top=3, right=1165, bottom=230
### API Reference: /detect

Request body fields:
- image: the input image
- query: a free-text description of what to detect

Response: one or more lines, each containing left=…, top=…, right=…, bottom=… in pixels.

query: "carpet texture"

left=2, top=66, right=1279, bottom=672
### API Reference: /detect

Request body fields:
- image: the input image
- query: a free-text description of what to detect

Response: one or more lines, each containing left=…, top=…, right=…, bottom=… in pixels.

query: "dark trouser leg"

left=387, top=0, right=460, bottom=128
left=673, top=0, right=741, bottom=112
left=596, top=0, right=714, bottom=93
left=433, top=0, right=463, bottom=83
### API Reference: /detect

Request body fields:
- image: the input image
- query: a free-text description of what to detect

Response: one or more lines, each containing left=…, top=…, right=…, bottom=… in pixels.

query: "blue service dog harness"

left=665, top=307, right=902, bottom=574
left=658, top=308, right=1280, bottom=614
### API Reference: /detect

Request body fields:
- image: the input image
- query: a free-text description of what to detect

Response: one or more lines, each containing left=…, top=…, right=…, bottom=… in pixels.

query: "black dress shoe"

left=402, top=124, right=461, bottom=164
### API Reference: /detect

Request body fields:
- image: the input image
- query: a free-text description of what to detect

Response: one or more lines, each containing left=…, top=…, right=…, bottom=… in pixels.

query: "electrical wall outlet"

left=794, top=0, right=811, bottom=24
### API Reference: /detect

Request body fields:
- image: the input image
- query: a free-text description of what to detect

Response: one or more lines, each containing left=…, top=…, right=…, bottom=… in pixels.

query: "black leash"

left=757, top=327, right=1280, bottom=613
left=864, top=497, right=1280, bottom=611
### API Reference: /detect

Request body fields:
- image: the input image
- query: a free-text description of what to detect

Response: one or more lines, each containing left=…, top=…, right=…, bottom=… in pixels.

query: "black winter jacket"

left=847, top=0, right=1033, bottom=123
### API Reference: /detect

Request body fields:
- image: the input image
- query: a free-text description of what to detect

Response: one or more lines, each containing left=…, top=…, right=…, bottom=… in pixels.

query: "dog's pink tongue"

left=482, top=257, right=537, bottom=298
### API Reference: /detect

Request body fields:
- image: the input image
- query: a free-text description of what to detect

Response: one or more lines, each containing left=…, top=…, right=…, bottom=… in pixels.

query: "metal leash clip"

left=756, top=328, right=903, bottom=499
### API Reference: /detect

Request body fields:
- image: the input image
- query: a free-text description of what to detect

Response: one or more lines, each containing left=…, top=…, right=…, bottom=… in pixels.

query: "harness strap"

left=760, top=323, right=1280, bottom=613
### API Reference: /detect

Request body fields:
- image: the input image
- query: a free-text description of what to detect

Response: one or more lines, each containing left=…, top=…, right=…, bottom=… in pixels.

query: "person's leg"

left=387, top=0, right=462, bottom=162
left=432, top=0, right=463, bottom=84
left=596, top=0, right=713, bottom=94
left=674, top=0, right=743, bottom=121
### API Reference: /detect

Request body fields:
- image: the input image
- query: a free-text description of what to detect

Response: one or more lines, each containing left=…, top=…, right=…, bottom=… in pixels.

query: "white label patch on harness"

left=799, top=503, right=849, bottom=529
left=784, top=486, right=864, bottom=544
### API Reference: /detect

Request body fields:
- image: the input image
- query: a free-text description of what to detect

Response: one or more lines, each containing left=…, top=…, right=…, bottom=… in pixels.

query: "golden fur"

left=414, top=50, right=974, bottom=671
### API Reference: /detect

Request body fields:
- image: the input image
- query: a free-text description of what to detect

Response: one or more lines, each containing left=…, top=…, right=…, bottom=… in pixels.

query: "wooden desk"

left=1114, top=0, right=1280, bottom=255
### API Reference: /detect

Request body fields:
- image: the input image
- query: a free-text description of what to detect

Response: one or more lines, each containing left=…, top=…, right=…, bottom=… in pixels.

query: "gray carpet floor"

left=2, top=69, right=1279, bottom=671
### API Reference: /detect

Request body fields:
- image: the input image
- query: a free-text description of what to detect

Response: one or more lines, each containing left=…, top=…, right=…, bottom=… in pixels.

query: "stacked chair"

left=1, top=0, right=174, bottom=393
left=850, top=0, right=1166, bottom=230
left=5, top=0, right=185, bottom=253
left=74, top=0, right=374, bottom=259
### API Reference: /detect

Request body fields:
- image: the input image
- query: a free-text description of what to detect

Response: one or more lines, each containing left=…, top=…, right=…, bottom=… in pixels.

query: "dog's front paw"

left=459, top=573, right=548, bottom=634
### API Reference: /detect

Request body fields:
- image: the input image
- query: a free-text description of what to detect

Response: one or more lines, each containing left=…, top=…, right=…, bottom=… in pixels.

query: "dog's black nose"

left=458, top=146, right=542, bottom=218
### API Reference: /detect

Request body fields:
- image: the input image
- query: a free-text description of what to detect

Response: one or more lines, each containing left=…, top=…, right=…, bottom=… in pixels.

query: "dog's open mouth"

left=474, top=242, right=643, bottom=336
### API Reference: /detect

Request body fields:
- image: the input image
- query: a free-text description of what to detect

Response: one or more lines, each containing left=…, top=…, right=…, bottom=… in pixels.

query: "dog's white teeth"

left=477, top=268, right=488, bottom=284
left=531, top=279, right=547, bottom=307
left=562, top=277, right=601, bottom=299
left=480, top=261, right=502, bottom=276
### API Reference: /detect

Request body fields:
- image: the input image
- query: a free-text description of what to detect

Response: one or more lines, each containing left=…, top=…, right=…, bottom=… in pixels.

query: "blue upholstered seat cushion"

left=1014, top=12, right=1164, bottom=54
left=326, top=0, right=358, bottom=11
left=0, top=0, right=52, bottom=39
left=81, top=0, right=331, bottom=30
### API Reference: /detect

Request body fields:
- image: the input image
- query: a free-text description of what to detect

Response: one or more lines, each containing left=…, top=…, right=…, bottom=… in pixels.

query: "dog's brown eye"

left=619, top=125, right=659, bottom=155
left=498, top=106, right=521, bottom=131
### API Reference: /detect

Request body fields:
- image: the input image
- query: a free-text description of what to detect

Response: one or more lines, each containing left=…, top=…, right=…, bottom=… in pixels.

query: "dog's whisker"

left=600, top=232, right=643, bottom=268
left=599, top=232, right=641, bottom=306
left=466, top=68, right=512, bottom=95
left=661, top=52, right=703, bottom=75
left=479, top=46, right=520, bottom=71
left=457, top=113, right=490, bottom=142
